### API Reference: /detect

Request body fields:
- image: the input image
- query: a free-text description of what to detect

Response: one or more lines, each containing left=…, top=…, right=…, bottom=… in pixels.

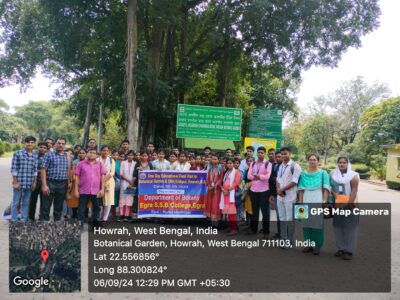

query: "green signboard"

left=248, top=108, right=283, bottom=149
left=176, top=104, right=242, bottom=140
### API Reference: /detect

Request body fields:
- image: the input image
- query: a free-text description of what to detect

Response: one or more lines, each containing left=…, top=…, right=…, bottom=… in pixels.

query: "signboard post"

left=176, top=104, right=242, bottom=141
left=248, top=108, right=283, bottom=149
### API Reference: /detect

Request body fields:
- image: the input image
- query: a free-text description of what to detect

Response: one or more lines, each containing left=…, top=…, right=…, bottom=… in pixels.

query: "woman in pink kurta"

left=221, top=158, right=242, bottom=235
left=205, top=155, right=223, bottom=227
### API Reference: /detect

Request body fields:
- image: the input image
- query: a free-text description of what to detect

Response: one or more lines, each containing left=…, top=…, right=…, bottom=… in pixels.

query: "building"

left=384, top=144, right=400, bottom=189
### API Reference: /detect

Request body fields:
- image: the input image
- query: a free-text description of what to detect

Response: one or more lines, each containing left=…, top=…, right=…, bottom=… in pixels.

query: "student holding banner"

left=205, top=154, right=223, bottom=227
left=221, top=158, right=242, bottom=236
left=133, top=151, right=153, bottom=217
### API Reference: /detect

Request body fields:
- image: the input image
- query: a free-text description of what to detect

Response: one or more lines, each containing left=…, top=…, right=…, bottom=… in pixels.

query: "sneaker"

left=312, top=248, right=320, bottom=255
left=334, top=250, right=345, bottom=257
left=302, top=247, right=313, bottom=253
left=271, top=233, right=281, bottom=240
left=342, top=252, right=353, bottom=260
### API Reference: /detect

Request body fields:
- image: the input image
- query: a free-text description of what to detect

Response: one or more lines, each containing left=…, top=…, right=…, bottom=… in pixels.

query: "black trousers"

left=249, top=190, right=270, bottom=234
left=28, top=183, right=41, bottom=221
left=78, top=194, right=101, bottom=227
left=40, top=180, right=67, bottom=221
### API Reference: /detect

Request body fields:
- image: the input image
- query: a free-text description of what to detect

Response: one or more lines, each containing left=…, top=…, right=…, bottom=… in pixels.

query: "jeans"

left=11, top=188, right=31, bottom=221
left=78, top=194, right=101, bottom=227
left=40, top=180, right=68, bottom=221
left=29, top=183, right=41, bottom=221
left=249, top=190, right=270, bottom=234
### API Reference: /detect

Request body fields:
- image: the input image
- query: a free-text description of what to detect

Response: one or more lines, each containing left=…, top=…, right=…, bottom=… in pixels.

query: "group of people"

left=10, top=136, right=360, bottom=260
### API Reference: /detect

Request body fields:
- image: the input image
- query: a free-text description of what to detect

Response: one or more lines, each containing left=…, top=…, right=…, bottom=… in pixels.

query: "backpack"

left=251, top=161, right=270, bottom=170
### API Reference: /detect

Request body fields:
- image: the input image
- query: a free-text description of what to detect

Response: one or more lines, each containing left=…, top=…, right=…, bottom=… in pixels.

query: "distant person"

left=234, top=151, right=242, bottom=160
left=239, top=146, right=254, bottom=172
left=267, top=148, right=276, bottom=163
left=40, top=137, right=72, bottom=221
left=190, top=155, right=203, bottom=171
left=28, top=141, right=48, bottom=221
left=110, top=150, right=123, bottom=219
left=169, top=153, right=177, bottom=165
left=330, top=157, right=360, bottom=260
left=73, top=144, right=82, bottom=160
left=225, top=148, right=233, bottom=158
left=204, top=146, right=212, bottom=156
left=172, top=147, right=180, bottom=157
left=171, top=152, right=191, bottom=171
left=87, top=138, right=96, bottom=151
left=298, top=154, right=331, bottom=255
left=276, top=146, right=302, bottom=247
left=74, top=148, right=106, bottom=229
left=152, top=149, right=171, bottom=171
left=146, top=142, right=156, bottom=161
left=120, top=139, right=130, bottom=156
left=45, top=137, right=54, bottom=152
left=11, top=136, right=38, bottom=221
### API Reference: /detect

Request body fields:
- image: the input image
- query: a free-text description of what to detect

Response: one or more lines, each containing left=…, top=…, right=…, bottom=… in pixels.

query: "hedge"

left=387, top=181, right=400, bottom=191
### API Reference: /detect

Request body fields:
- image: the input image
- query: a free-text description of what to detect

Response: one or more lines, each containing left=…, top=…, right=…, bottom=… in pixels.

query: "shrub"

left=387, top=181, right=400, bottom=191
left=3, top=141, right=12, bottom=152
left=359, top=173, right=371, bottom=180
left=0, top=142, right=5, bottom=156
left=352, top=164, right=370, bottom=174
left=12, top=144, right=22, bottom=151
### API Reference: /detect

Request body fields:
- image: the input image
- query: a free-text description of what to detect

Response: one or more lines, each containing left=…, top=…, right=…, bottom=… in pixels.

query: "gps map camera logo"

left=294, top=205, right=309, bottom=220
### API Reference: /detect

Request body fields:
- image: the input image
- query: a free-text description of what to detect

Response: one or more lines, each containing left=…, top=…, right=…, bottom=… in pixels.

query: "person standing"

left=171, top=152, right=191, bottom=171
left=98, top=145, right=115, bottom=222
left=276, top=146, right=302, bottom=247
left=190, top=155, right=203, bottom=171
left=28, top=141, right=48, bottom=220
left=119, top=151, right=136, bottom=221
left=86, top=138, right=97, bottom=151
left=268, top=150, right=282, bottom=239
left=239, top=146, right=254, bottom=172
left=152, top=149, right=171, bottom=171
left=74, top=148, right=106, bottom=229
left=298, top=154, right=331, bottom=255
left=40, top=137, right=72, bottom=221
left=67, top=148, right=86, bottom=219
left=11, top=136, right=38, bottom=221
left=330, top=157, right=360, bottom=260
left=45, top=137, right=55, bottom=152
left=221, top=158, right=242, bottom=236
left=110, top=150, right=123, bottom=220
left=120, top=139, right=130, bottom=156
left=225, top=148, right=233, bottom=158
left=246, top=146, right=272, bottom=237
left=203, top=146, right=212, bottom=157
left=205, top=154, right=223, bottom=227
left=133, top=151, right=153, bottom=217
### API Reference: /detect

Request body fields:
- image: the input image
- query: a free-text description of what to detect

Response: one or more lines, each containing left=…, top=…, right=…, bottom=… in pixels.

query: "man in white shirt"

left=239, top=146, right=255, bottom=172
left=276, top=146, right=302, bottom=247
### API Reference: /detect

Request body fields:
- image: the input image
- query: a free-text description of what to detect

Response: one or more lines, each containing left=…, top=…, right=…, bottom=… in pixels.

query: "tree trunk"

left=82, top=96, right=94, bottom=147
left=217, top=48, right=229, bottom=107
left=126, top=0, right=139, bottom=149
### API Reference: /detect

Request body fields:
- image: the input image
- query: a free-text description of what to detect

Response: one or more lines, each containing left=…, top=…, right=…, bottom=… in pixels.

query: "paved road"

left=0, top=157, right=399, bottom=299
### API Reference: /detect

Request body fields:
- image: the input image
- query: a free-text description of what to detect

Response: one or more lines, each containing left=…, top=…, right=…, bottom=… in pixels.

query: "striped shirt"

left=11, top=149, right=38, bottom=189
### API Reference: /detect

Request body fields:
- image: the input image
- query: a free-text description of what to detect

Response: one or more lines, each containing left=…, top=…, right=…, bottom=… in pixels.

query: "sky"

left=0, top=0, right=399, bottom=112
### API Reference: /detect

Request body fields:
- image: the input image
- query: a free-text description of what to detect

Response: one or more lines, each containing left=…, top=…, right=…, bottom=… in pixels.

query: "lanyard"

left=223, top=170, right=232, bottom=182
left=255, top=161, right=264, bottom=174
left=279, top=164, right=289, bottom=178
left=211, top=167, right=218, bottom=183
